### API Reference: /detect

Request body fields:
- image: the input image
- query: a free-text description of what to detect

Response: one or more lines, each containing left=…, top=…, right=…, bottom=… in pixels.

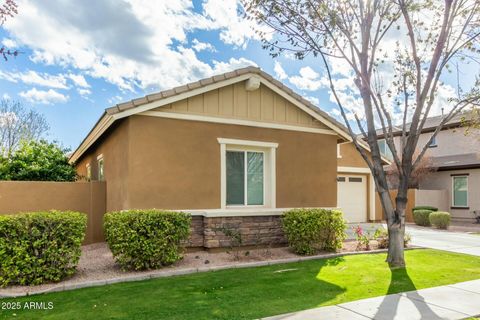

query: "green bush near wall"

left=104, top=210, right=191, bottom=271
left=430, top=211, right=451, bottom=229
left=281, top=209, right=347, bottom=255
left=0, top=211, right=87, bottom=287
left=412, top=209, right=433, bottom=226
left=412, top=206, right=438, bottom=212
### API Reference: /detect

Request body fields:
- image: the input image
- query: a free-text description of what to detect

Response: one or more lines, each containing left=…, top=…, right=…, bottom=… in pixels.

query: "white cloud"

left=77, top=88, right=91, bottom=96
left=202, top=0, right=271, bottom=49
left=273, top=61, right=287, bottom=80
left=289, top=67, right=323, bottom=91
left=2, top=93, right=11, bottom=100
left=305, top=95, right=319, bottom=106
left=0, top=70, right=68, bottom=89
left=191, top=39, right=216, bottom=52
left=1, top=38, right=17, bottom=48
left=19, top=88, right=69, bottom=105
left=68, top=73, right=90, bottom=88
left=3, top=1, right=263, bottom=93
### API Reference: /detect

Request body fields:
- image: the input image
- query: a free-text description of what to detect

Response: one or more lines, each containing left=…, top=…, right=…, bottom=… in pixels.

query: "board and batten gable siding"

left=152, top=82, right=330, bottom=130
left=126, top=115, right=338, bottom=210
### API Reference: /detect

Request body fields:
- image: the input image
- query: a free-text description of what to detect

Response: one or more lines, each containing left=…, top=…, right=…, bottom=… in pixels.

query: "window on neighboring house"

left=97, top=156, right=105, bottom=181
left=86, top=164, right=91, bottom=180
left=428, top=135, right=437, bottom=148
left=218, top=138, right=277, bottom=209
left=452, top=175, right=468, bottom=207
left=377, top=139, right=393, bottom=160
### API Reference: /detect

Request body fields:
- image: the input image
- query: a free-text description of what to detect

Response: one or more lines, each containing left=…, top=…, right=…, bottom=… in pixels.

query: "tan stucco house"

left=376, top=114, right=480, bottom=222
left=70, top=67, right=379, bottom=248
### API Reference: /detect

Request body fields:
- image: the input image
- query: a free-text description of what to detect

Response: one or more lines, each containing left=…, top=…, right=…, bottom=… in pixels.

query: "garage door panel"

left=337, top=174, right=367, bottom=223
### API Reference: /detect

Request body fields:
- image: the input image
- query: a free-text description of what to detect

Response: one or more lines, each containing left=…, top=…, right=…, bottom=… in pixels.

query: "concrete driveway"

left=406, top=226, right=480, bottom=256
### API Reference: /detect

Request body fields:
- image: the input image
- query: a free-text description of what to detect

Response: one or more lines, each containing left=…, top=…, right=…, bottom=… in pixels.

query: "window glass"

left=98, top=158, right=105, bottom=181
left=453, top=176, right=468, bottom=207
left=247, top=152, right=264, bottom=205
left=226, top=151, right=245, bottom=205
left=377, top=139, right=393, bottom=160
left=428, top=136, right=437, bottom=147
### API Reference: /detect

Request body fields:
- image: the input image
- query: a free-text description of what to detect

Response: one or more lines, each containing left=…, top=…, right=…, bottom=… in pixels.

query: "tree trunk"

left=377, top=187, right=407, bottom=268
left=387, top=191, right=407, bottom=268
left=387, top=223, right=405, bottom=268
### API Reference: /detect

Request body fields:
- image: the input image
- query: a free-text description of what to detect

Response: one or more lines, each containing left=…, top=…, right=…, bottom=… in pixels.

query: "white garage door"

left=337, top=175, right=367, bottom=223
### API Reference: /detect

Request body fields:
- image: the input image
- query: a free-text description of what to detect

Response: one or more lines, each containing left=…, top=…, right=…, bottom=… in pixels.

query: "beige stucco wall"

left=76, top=119, right=130, bottom=212
left=125, top=115, right=337, bottom=210
left=419, top=168, right=480, bottom=221
left=392, top=127, right=480, bottom=157
left=337, top=142, right=370, bottom=168
left=0, top=181, right=106, bottom=244
left=154, top=82, right=330, bottom=130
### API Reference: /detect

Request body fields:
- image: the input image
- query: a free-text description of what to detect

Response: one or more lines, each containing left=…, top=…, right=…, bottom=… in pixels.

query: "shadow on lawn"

left=374, top=267, right=440, bottom=319
left=264, top=257, right=347, bottom=320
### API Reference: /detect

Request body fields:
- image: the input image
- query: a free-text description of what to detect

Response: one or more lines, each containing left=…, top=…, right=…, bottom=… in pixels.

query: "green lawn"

left=2, top=249, right=480, bottom=320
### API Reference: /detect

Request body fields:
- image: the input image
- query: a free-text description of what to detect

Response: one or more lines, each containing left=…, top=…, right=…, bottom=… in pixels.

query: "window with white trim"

left=452, top=175, right=468, bottom=207
left=218, top=138, right=277, bottom=209
left=377, top=139, right=393, bottom=160
left=97, top=156, right=105, bottom=181
left=86, top=163, right=91, bottom=180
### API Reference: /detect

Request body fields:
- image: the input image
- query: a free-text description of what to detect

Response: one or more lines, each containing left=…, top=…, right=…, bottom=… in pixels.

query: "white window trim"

left=452, top=175, right=468, bottom=208
left=97, top=155, right=105, bottom=181
left=218, top=138, right=277, bottom=210
left=86, top=163, right=91, bottom=180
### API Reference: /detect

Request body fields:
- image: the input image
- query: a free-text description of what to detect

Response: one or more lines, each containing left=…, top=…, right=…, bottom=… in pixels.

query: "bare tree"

left=245, top=0, right=480, bottom=266
left=0, top=0, right=19, bottom=61
left=0, top=100, right=49, bottom=158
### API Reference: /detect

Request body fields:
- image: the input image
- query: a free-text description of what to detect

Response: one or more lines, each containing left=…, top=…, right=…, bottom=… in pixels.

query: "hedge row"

left=104, top=210, right=191, bottom=271
left=0, top=211, right=87, bottom=287
left=281, top=208, right=346, bottom=255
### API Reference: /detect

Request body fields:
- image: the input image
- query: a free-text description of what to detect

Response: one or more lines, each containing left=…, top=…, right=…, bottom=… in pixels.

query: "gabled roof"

left=431, top=153, right=480, bottom=171
left=70, top=67, right=354, bottom=164
left=375, top=112, right=470, bottom=138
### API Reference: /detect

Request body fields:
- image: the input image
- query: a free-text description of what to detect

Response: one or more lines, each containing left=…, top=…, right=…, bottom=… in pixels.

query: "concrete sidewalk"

left=262, top=279, right=480, bottom=320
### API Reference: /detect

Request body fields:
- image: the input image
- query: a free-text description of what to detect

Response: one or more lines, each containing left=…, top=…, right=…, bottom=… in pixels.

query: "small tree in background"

left=245, top=0, right=480, bottom=267
left=0, top=140, right=77, bottom=181
left=0, top=100, right=49, bottom=158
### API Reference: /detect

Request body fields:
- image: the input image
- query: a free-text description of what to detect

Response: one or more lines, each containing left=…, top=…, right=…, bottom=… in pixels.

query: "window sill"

left=451, top=206, right=470, bottom=210
left=185, top=207, right=340, bottom=217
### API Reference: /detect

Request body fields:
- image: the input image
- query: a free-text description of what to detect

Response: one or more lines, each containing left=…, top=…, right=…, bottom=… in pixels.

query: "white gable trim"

left=70, top=72, right=350, bottom=164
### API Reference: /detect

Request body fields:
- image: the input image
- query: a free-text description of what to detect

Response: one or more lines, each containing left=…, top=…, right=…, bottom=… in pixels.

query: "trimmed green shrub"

left=413, top=209, right=432, bottom=226
left=0, top=211, right=87, bottom=287
left=429, top=211, right=451, bottom=229
left=374, top=227, right=411, bottom=249
left=281, top=209, right=346, bottom=255
left=413, top=206, right=438, bottom=212
left=104, top=210, right=191, bottom=271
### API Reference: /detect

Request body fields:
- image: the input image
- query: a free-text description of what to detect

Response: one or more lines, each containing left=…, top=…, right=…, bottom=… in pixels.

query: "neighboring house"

left=69, top=67, right=379, bottom=248
left=375, top=114, right=480, bottom=222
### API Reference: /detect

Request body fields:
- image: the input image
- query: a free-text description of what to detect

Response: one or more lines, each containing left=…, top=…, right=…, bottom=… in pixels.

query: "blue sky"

left=0, top=1, right=473, bottom=151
